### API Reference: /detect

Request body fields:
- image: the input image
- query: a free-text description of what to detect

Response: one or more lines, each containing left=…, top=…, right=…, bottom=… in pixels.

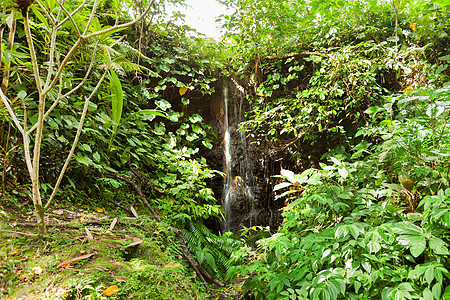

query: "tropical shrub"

left=227, top=84, right=450, bottom=299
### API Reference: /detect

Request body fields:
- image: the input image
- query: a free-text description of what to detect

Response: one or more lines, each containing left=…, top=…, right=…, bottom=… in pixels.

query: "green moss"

left=114, top=259, right=202, bottom=300
left=1, top=218, right=206, bottom=299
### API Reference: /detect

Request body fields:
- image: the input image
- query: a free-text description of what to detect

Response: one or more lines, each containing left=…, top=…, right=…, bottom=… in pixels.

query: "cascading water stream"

left=221, top=79, right=258, bottom=233
left=223, top=84, right=233, bottom=232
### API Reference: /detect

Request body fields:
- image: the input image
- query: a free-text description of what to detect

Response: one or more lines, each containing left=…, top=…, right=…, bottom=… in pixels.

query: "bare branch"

left=43, top=39, right=82, bottom=95
left=2, top=10, right=16, bottom=91
left=0, top=10, right=4, bottom=73
left=45, top=69, right=109, bottom=210
left=36, top=0, right=57, bottom=27
left=0, top=90, right=24, bottom=134
left=44, top=17, right=62, bottom=88
left=22, top=101, right=34, bottom=179
left=82, top=0, right=99, bottom=36
left=57, top=0, right=86, bottom=37
left=0, top=89, right=34, bottom=181
left=27, top=39, right=100, bottom=134
left=83, top=0, right=154, bottom=40
left=23, top=11, right=43, bottom=94
left=45, top=0, right=154, bottom=95
left=58, top=0, right=87, bottom=30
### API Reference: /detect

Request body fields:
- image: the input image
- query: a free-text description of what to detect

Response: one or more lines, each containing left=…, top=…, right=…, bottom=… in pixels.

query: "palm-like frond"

left=182, top=220, right=245, bottom=282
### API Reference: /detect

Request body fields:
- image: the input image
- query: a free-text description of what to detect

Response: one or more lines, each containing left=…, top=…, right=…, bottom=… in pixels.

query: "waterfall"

left=221, top=79, right=258, bottom=233
left=223, top=83, right=233, bottom=232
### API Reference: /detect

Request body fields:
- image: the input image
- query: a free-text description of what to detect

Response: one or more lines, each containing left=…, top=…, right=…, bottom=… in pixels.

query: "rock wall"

left=190, top=77, right=284, bottom=234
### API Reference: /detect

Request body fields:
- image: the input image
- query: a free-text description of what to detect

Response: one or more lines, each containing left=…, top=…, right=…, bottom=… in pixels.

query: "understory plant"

left=0, top=0, right=153, bottom=234
left=182, top=220, right=244, bottom=281
left=227, top=83, right=450, bottom=299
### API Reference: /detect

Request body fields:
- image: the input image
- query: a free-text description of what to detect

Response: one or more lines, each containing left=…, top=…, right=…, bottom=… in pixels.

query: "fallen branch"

left=0, top=229, right=37, bottom=236
left=57, top=251, right=97, bottom=268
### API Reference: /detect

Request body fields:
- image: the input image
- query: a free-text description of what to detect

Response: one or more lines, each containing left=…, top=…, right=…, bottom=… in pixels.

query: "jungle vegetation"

left=1, top=0, right=450, bottom=299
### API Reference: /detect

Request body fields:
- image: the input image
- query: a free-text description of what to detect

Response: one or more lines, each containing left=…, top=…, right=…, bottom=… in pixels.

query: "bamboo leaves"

left=109, top=69, right=123, bottom=135
left=107, top=69, right=167, bottom=147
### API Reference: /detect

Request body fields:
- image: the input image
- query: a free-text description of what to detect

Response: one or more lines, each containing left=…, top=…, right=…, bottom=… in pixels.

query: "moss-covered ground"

left=0, top=199, right=209, bottom=300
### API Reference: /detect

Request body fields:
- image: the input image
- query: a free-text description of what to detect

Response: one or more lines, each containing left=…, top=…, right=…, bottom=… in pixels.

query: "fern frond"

left=182, top=229, right=200, bottom=251
left=182, top=220, right=245, bottom=282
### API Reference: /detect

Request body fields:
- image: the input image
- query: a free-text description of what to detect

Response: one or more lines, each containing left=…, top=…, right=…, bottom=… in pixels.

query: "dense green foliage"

left=0, top=0, right=222, bottom=224
left=219, top=0, right=450, bottom=299
left=222, top=0, right=450, bottom=162
left=1, top=0, right=450, bottom=298
left=228, top=84, right=450, bottom=299
left=183, top=220, right=244, bottom=281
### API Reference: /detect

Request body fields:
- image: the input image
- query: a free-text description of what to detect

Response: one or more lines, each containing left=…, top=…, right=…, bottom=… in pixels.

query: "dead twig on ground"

left=0, top=229, right=36, bottom=236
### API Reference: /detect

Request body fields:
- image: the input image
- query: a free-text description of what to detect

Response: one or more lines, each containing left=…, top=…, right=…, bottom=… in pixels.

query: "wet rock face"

left=191, top=77, right=284, bottom=234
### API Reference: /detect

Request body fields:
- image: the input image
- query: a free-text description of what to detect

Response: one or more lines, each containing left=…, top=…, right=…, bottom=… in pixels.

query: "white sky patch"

left=168, top=0, right=231, bottom=38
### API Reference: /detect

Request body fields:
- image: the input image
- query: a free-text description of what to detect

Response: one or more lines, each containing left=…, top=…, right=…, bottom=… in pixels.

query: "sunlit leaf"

left=165, top=262, right=181, bottom=267
left=274, top=182, right=292, bottom=191
left=109, top=69, right=123, bottom=131
left=330, top=157, right=341, bottom=165
left=6, top=11, right=14, bottom=29
left=32, top=266, right=43, bottom=275
left=338, top=168, right=348, bottom=179
left=397, top=235, right=426, bottom=257
left=179, top=86, right=188, bottom=95
left=104, top=285, right=119, bottom=296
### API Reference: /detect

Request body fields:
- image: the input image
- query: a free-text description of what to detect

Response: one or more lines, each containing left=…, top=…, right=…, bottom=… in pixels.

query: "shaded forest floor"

left=0, top=199, right=243, bottom=299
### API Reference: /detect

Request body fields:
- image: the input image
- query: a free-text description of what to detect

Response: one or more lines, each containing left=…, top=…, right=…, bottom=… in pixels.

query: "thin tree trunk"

left=22, top=8, right=46, bottom=235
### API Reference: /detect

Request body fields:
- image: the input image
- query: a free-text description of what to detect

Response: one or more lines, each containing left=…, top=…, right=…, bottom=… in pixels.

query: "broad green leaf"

left=423, top=288, right=433, bottom=300
left=443, top=285, right=450, bottom=299
left=307, top=173, right=322, bottom=185
left=365, top=105, right=384, bottom=118
left=367, top=240, right=381, bottom=253
left=429, top=237, right=450, bottom=255
left=322, top=249, right=331, bottom=259
left=426, top=104, right=445, bottom=118
left=280, top=169, right=295, bottom=179
left=155, top=99, right=171, bottom=111
left=425, top=267, right=435, bottom=285
left=202, top=140, right=213, bottom=149
left=106, top=70, right=126, bottom=145
left=392, top=222, right=423, bottom=235
left=18, top=90, right=27, bottom=100
left=335, top=225, right=349, bottom=239
left=432, top=282, right=442, bottom=299
left=137, top=109, right=167, bottom=118
left=397, top=235, right=426, bottom=257
left=189, top=114, right=203, bottom=123
left=93, top=152, right=100, bottom=162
